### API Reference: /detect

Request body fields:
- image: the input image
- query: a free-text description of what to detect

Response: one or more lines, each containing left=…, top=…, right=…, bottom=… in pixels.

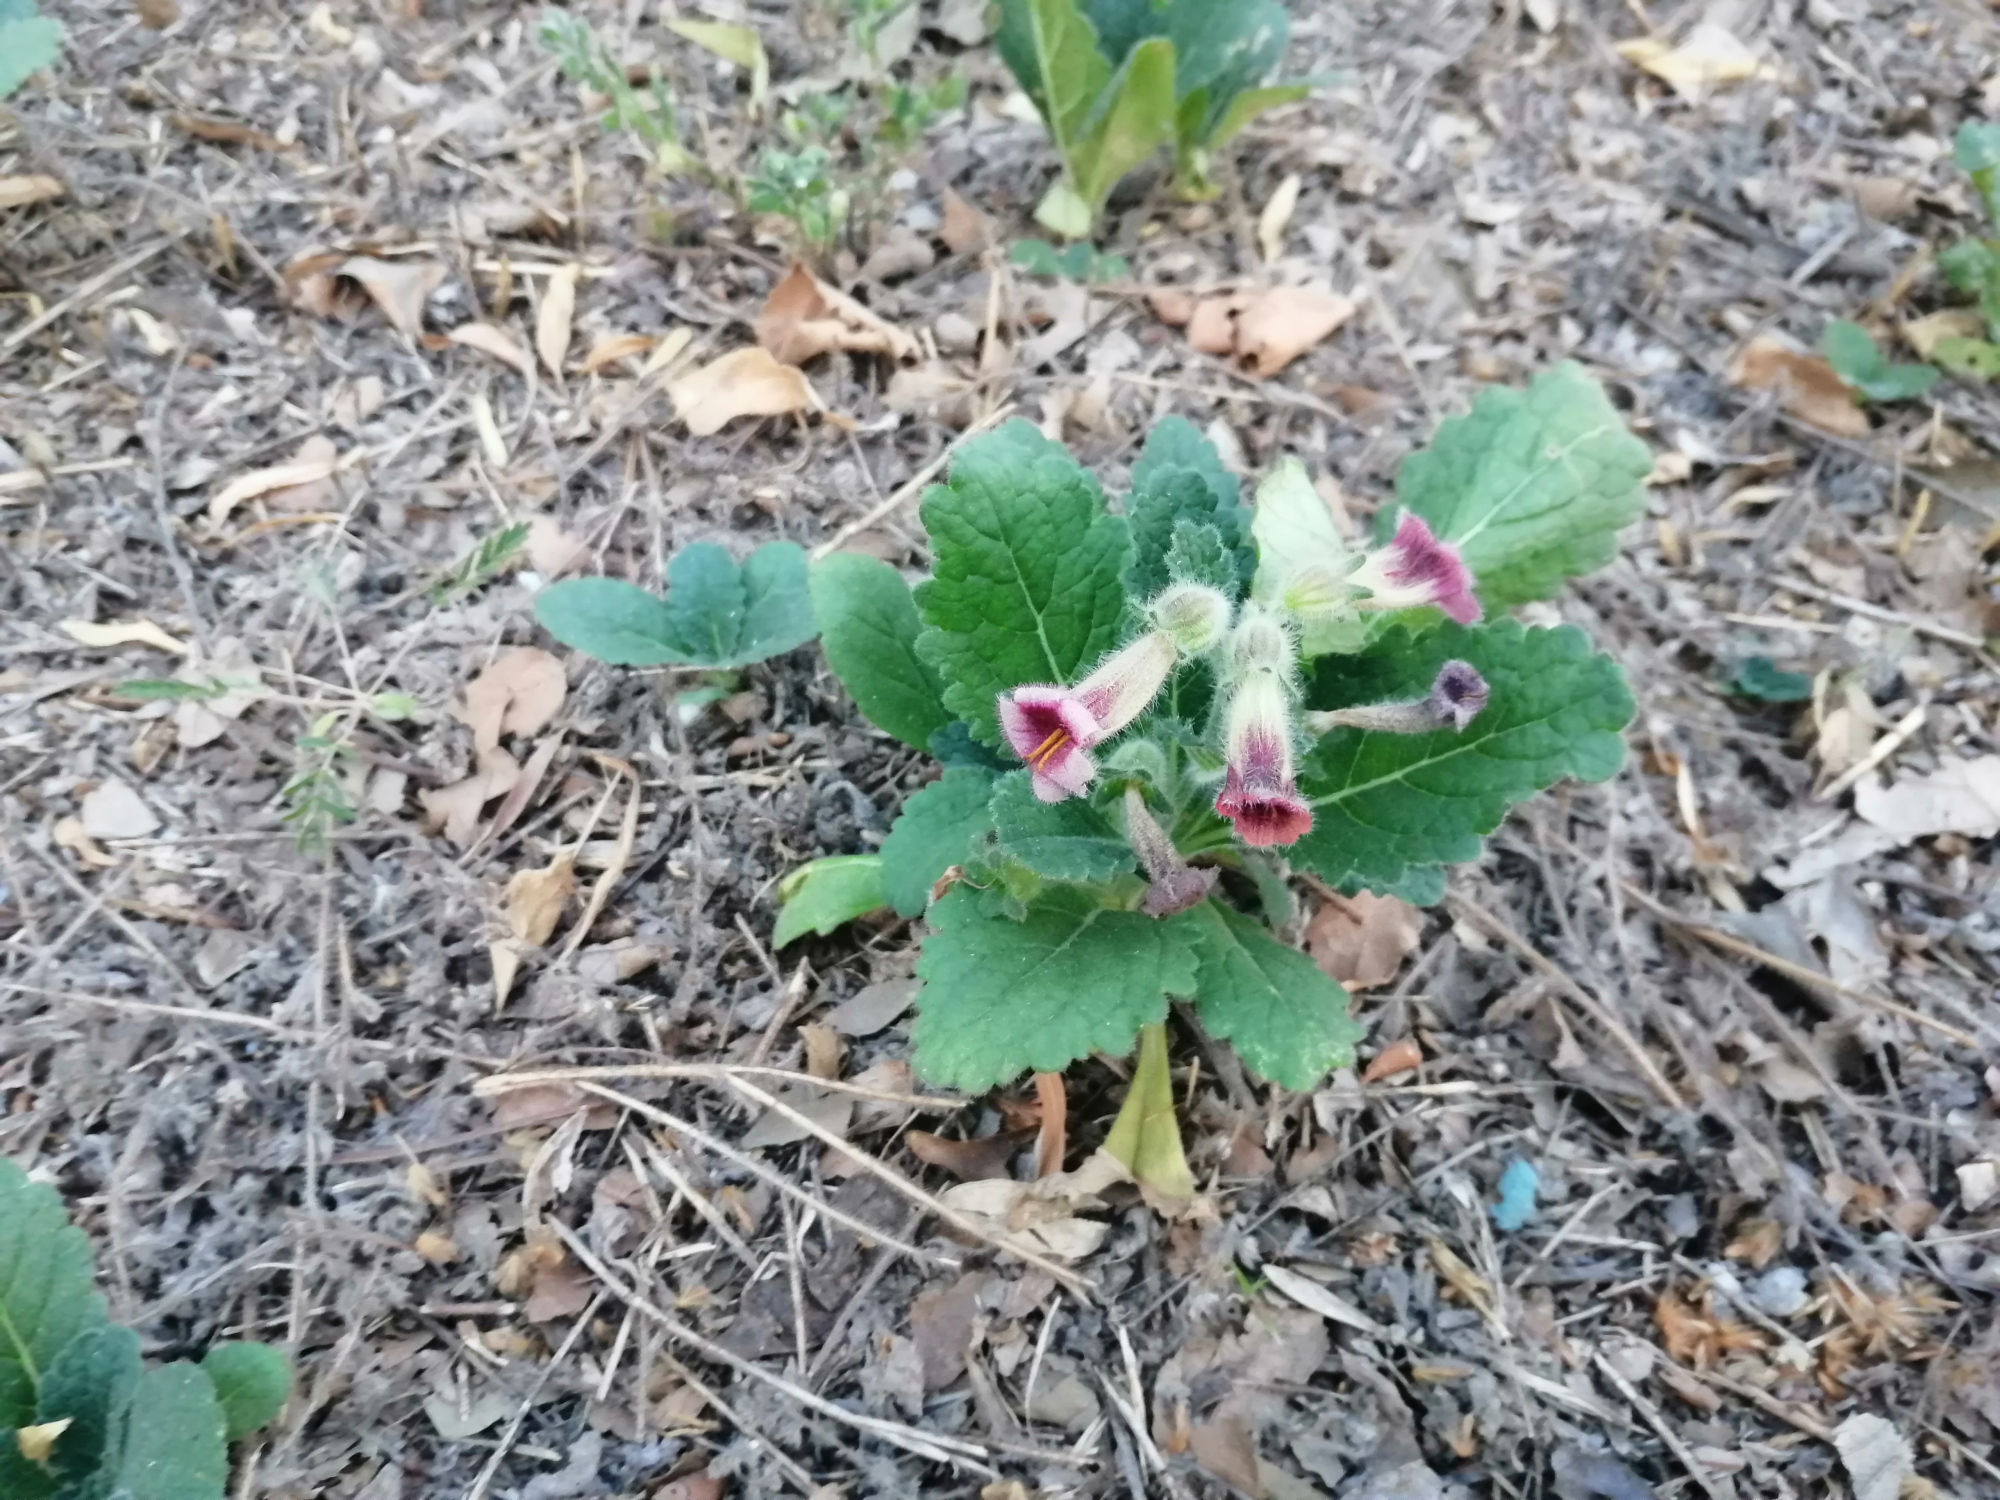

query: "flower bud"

left=1226, top=603, right=1293, bottom=680
left=1145, top=582, right=1233, bottom=656
left=1303, top=660, right=1491, bottom=736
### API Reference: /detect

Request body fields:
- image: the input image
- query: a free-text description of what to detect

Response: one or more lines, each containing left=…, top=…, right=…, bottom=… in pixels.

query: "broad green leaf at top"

left=0, top=3, right=60, bottom=100
left=988, top=770, right=1135, bottom=883
left=912, top=884, right=1198, bottom=1091
left=811, top=553, right=952, bottom=752
left=1122, top=416, right=1254, bottom=599
left=878, top=767, right=998, bottom=917
left=914, top=419, right=1131, bottom=746
left=1386, top=362, right=1651, bottom=610
left=773, top=855, right=888, bottom=946
left=116, top=1363, right=228, bottom=1500
left=536, top=540, right=816, bottom=668
left=1293, top=621, right=1634, bottom=894
left=1956, top=121, right=2000, bottom=225
left=0, top=1158, right=108, bottom=1442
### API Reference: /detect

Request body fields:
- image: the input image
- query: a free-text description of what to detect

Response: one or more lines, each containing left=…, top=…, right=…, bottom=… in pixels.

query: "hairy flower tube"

left=1349, top=514, right=1482, bottom=625
left=1213, top=613, right=1313, bottom=847
left=997, top=630, right=1178, bottom=802
left=1145, top=581, right=1233, bottom=655
left=1123, top=788, right=1218, bottom=918
left=1304, top=660, right=1491, bottom=736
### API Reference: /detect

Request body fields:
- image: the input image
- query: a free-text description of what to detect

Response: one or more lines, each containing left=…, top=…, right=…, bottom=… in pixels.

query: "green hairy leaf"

left=912, top=885, right=1197, bottom=1091
left=38, top=1324, right=141, bottom=1491
left=879, top=767, right=998, bottom=917
left=1293, top=621, right=1634, bottom=893
left=1182, top=901, right=1365, bottom=1090
left=1388, top=362, right=1652, bottom=609
left=914, top=420, right=1131, bottom=746
left=0, top=1159, right=107, bottom=1445
left=1822, top=320, right=1938, bottom=403
left=1957, top=120, right=2000, bottom=226
left=116, top=1364, right=228, bottom=1500
left=200, top=1342, right=292, bottom=1441
left=773, top=856, right=889, bottom=946
left=811, top=553, right=952, bottom=752
left=1122, top=416, right=1254, bottom=599
left=988, top=771, right=1135, bottom=883
left=536, top=540, right=816, bottom=668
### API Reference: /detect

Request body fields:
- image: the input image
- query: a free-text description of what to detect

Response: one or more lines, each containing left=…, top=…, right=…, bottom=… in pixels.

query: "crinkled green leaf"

left=1339, top=863, right=1447, bottom=907
left=1728, top=656, right=1813, bottom=703
left=1956, top=120, right=2000, bottom=225
left=115, top=1364, right=226, bottom=1500
left=535, top=541, right=814, bottom=668
left=1161, top=520, right=1239, bottom=594
left=0, top=13, right=60, bottom=99
left=1292, top=621, right=1634, bottom=892
left=199, top=1342, right=291, bottom=1441
left=912, top=885, right=1197, bottom=1091
left=810, top=553, right=951, bottom=751
left=879, top=767, right=998, bottom=917
left=38, top=1324, right=141, bottom=1490
left=1122, top=417, right=1254, bottom=599
left=1822, top=320, right=1937, bottom=403
left=0, top=1158, right=106, bottom=1456
left=1085, top=0, right=1294, bottom=170
left=772, top=855, right=888, bottom=947
left=1934, top=336, right=2000, bottom=380
left=1181, top=901, right=1363, bottom=1090
left=1387, top=362, right=1651, bottom=609
left=989, top=771, right=1135, bottom=883
left=914, top=420, right=1131, bottom=745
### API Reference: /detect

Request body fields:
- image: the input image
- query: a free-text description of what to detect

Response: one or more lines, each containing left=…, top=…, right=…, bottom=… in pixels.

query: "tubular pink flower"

left=997, top=631, right=1178, bottom=802
left=1214, top=670, right=1313, bottom=848
left=1350, top=514, right=1482, bottom=625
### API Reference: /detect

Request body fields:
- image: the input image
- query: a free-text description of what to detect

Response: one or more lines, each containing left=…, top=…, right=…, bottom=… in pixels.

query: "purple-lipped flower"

left=1349, top=514, right=1482, bottom=625
left=997, top=629, right=1178, bottom=802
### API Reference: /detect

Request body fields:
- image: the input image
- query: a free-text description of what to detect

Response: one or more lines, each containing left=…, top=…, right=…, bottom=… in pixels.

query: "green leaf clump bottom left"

left=1, top=1158, right=291, bottom=1500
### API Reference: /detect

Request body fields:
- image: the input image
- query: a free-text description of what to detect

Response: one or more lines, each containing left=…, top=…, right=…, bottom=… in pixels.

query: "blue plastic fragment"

left=1490, top=1158, right=1539, bottom=1232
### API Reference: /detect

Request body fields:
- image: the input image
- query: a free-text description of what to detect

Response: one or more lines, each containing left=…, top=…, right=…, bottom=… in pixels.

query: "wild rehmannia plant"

left=776, top=361, right=1648, bottom=1190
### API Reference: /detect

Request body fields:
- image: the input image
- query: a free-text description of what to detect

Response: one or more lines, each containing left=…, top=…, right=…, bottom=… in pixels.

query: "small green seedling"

left=540, top=8, right=694, bottom=173
left=761, top=365, right=1646, bottom=1198
left=1822, top=319, right=1939, bottom=403
left=994, top=0, right=1314, bottom=235
left=1932, top=122, right=2000, bottom=377
left=1009, top=238, right=1131, bottom=282
left=0, top=0, right=62, bottom=99
left=0, top=1157, right=292, bottom=1500
left=1727, top=656, right=1814, bottom=703
left=280, top=710, right=359, bottom=853
left=745, top=145, right=851, bottom=254
left=535, top=539, right=817, bottom=669
left=431, top=520, right=530, bottom=605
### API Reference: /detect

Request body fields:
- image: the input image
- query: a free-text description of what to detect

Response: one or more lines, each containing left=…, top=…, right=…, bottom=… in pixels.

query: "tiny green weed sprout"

left=745, top=145, right=851, bottom=254
left=430, top=520, right=530, bottom=605
left=0, top=1157, right=292, bottom=1500
left=1821, top=319, right=1938, bottom=404
left=1009, top=237, right=1130, bottom=283
left=540, top=8, right=694, bottom=173
left=279, top=711, right=359, bottom=853
left=779, top=364, right=1642, bottom=1198
left=994, top=0, right=1316, bottom=236
left=1930, top=122, right=2000, bottom=379
left=0, top=0, right=62, bottom=99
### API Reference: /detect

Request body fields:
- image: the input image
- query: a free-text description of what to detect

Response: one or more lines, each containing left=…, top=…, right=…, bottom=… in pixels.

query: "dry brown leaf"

left=0, top=175, right=65, bottom=210
left=1616, top=24, right=1779, bottom=98
left=53, top=816, right=117, bottom=868
left=1723, top=1217, right=1783, bottom=1267
left=80, top=779, right=161, bottom=840
left=413, top=1229, right=460, bottom=1264
left=755, top=262, right=920, bottom=365
left=523, top=1258, right=594, bottom=1322
left=487, top=1081, right=617, bottom=1131
left=668, top=346, right=820, bottom=437
left=1308, top=890, right=1421, bottom=990
left=537, top=264, right=579, bottom=378
left=1361, top=1038, right=1424, bottom=1084
left=1188, top=1417, right=1262, bottom=1497
left=60, top=618, right=187, bottom=655
left=1853, top=755, right=2000, bottom=839
left=260, top=435, right=339, bottom=513
left=579, top=333, right=653, bottom=375
left=1173, top=285, right=1355, bottom=377
left=800, top=1020, right=843, bottom=1080
left=1148, top=288, right=1197, bottom=326
left=282, top=251, right=368, bottom=321
left=1903, top=308, right=1986, bottom=359
left=527, top=515, right=590, bottom=579
left=938, top=1149, right=1129, bottom=1261
left=1654, top=1286, right=1763, bottom=1367
left=341, top=255, right=447, bottom=340
left=1257, top=173, right=1302, bottom=263
left=134, top=0, right=178, bottom=26
left=419, top=748, right=520, bottom=847
left=505, top=852, right=575, bottom=947
left=206, top=446, right=341, bottom=526
left=940, top=188, right=995, bottom=254
left=1726, top=336, right=1869, bottom=437
left=907, top=1127, right=1034, bottom=1182
left=448, top=321, right=535, bottom=377
left=860, top=225, right=936, bottom=282
left=459, top=647, right=566, bottom=755
left=170, top=114, right=288, bottom=152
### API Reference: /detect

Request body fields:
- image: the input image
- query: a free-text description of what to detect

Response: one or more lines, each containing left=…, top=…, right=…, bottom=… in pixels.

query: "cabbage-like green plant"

left=1, top=1159, right=292, bottom=1499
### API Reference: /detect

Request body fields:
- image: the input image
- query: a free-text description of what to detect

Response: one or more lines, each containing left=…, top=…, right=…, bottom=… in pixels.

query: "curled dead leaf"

left=206, top=444, right=342, bottom=526
left=526, top=515, right=590, bottom=579
left=459, top=648, right=566, bottom=755
left=1616, top=24, right=1780, bottom=99
left=937, top=1149, right=1129, bottom=1262
left=1307, top=890, right=1421, bottom=990
left=579, top=333, right=654, bottom=375
left=940, top=188, right=995, bottom=254
left=340, top=255, right=448, bottom=340
left=907, top=1127, right=1034, bottom=1182
left=60, top=618, right=187, bottom=655
left=1173, top=284, right=1355, bottom=377
left=755, top=263, right=920, bottom=365
left=449, top=321, right=536, bottom=378
left=0, top=175, right=65, bottom=210
left=1902, top=309, right=1986, bottom=359
left=505, top=852, right=576, bottom=947
left=419, top=747, right=521, bottom=847
left=668, top=346, right=821, bottom=437
left=1726, top=336, right=1869, bottom=438
left=1361, top=1038, right=1424, bottom=1084
left=536, top=264, right=579, bottom=378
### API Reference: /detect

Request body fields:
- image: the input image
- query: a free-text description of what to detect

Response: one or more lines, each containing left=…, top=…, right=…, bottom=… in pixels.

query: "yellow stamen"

left=1027, top=727, right=1069, bottom=769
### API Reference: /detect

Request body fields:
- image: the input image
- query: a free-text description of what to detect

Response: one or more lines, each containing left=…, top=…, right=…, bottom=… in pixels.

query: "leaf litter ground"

left=3, top=2, right=1999, bottom=1498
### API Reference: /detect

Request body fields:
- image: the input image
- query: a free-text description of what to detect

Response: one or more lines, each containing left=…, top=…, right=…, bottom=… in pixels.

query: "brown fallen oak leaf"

left=0, top=175, right=65, bottom=210
left=449, top=321, right=535, bottom=378
left=459, top=647, right=566, bottom=755
left=536, top=263, right=580, bottom=379
left=755, top=262, right=920, bottom=365
left=668, top=346, right=822, bottom=437
left=206, top=440, right=342, bottom=526
left=907, top=1127, right=1035, bottom=1182
left=1159, top=284, right=1356, bottom=377
left=1307, top=890, right=1421, bottom=990
left=419, top=748, right=520, bottom=847
left=340, top=255, right=448, bottom=340
left=579, top=332, right=654, bottom=375
left=505, top=851, right=575, bottom=947
left=1726, top=335, right=1868, bottom=437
